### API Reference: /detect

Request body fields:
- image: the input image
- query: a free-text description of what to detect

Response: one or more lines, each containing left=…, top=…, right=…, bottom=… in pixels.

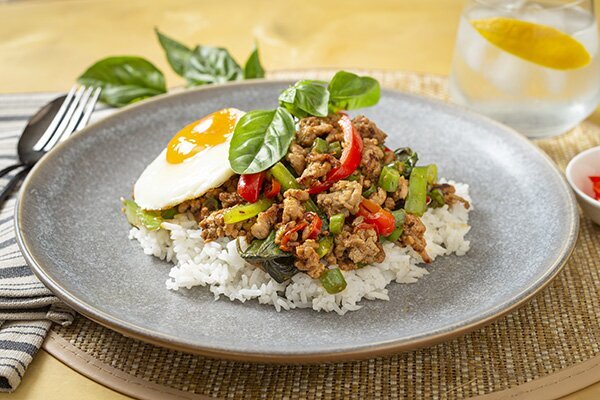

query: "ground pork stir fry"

left=181, top=115, right=469, bottom=285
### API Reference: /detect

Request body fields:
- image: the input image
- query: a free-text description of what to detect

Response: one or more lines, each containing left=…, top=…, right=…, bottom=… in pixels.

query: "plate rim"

left=15, top=79, right=580, bottom=362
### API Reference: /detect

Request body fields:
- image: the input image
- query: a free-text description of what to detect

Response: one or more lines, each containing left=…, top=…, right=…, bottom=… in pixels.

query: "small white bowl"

left=566, top=146, right=600, bottom=225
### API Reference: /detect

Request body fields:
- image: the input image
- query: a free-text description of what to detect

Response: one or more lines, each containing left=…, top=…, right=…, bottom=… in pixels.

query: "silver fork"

left=0, top=85, right=102, bottom=205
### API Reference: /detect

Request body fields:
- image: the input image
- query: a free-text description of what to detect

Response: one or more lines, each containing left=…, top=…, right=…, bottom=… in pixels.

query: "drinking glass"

left=449, top=0, right=600, bottom=138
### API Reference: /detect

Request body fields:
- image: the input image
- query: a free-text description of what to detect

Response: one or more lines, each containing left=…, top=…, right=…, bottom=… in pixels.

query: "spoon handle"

left=0, top=163, right=25, bottom=179
left=0, top=166, right=32, bottom=206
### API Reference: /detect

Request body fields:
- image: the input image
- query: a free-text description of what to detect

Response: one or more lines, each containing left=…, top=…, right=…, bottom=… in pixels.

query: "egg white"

left=134, top=138, right=234, bottom=211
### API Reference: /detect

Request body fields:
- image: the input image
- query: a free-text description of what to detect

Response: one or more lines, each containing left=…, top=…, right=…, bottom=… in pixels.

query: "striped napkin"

left=0, top=93, right=112, bottom=392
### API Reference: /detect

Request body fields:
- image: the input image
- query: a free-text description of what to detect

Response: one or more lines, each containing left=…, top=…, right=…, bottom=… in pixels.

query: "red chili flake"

left=590, top=176, right=600, bottom=201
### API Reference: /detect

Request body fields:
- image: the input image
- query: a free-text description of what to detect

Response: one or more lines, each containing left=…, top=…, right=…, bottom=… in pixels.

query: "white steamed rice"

left=129, top=180, right=472, bottom=315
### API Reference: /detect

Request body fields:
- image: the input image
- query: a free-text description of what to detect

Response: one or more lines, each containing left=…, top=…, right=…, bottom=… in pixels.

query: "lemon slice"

left=471, top=17, right=591, bottom=70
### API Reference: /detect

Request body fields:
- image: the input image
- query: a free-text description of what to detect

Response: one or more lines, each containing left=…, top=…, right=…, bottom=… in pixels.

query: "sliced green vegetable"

left=426, top=164, right=438, bottom=184
left=328, top=71, right=380, bottom=111
left=161, top=208, right=177, bottom=220
left=329, top=214, right=345, bottom=235
left=362, top=184, right=377, bottom=198
left=386, top=227, right=403, bottom=242
left=347, top=171, right=360, bottom=181
left=312, top=138, right=329, bottom=153
left=394, top=147, right=419, bottom=178
left=405, top=166, right=428, bottom=216
left=328, top=141, right=342, bottom=158
left=429, top=189, right=445, bottom=208
left=378, top=165, right=400, bottom=192
left=77, top=56, right=167, bottom=107
left=270, top=162, right=301, bottom=191
left=122, top=199, right=163, bottom=231
left=228, top=108, right=296, bottom=174
left=329, top=213, right=346, bottom=235
left=155, top=28, right=192, bottom=77
left=320, top=268, right=347, bottom=294
left=223, top=199, right=273, bottom=224
left=278, top=80, right=329, bottom=118
left=243, top=44, right=265, bottom=79
left=385, top=209, right=406, bottom=242
left=317, top=235, right=334, bottom=258
left=183, top=45, right=243, bottom=86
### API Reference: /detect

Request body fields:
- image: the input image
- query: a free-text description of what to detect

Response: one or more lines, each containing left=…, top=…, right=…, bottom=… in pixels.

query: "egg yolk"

left=166, top=108, right=239, bottom=164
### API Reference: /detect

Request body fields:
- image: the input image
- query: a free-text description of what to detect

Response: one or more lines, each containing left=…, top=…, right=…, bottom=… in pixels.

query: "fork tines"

left=32, top=85, right=102, bottom=152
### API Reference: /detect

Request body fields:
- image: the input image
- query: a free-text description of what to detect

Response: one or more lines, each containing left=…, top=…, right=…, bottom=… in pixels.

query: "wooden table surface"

left=0, top=0, right=598, bottom=399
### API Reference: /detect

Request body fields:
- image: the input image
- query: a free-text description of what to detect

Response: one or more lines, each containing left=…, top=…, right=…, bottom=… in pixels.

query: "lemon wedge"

left=471, top=17, right=591, bottom=70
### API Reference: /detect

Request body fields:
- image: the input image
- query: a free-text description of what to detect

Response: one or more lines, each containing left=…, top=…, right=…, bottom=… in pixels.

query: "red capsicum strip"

left=356, top=198, right=396, bottom=236
left=305, top=212, right=322, bottom=239
left=280, top=222, right=308, bottom=251
left=237, top=172, right=265, bottom=203
left=308, top=114, right=363, bottom=194
left=264, top=178, right=281, bottom=199
left=590, top=176, right=600, bottom=200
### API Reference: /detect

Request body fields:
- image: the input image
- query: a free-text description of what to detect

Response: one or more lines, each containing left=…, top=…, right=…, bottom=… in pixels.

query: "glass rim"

left=472, top=0, right=591, bottom=12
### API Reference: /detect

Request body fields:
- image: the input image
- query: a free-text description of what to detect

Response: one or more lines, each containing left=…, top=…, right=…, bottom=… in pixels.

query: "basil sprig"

left=278, top=71, right=381, bottom=119
left=155, top=28, right=191, bottom=77
left=229, top=71, right=381, bottom=175
left=77, top=29, right=265, bottom=107
left=244, top=45, right=265, bottom=79
left=228, top=107, right=296, bottom=174
left=278, top=80, right=329, bottom=118
left=77, top=57, right=167, bottom=107
left=184, top=46, right=243, bottom=85
left=328, top=71, right=380, bottom=111
left=156, top=29, right=263, bottom=85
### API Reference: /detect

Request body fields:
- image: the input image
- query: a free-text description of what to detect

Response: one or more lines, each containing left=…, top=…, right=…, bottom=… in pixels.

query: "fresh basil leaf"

left=278, top=80, right=329, bottom=118
left=328, top=70, right=380, bottom=111
left=244, top=44, right=265, bottom=79
left=229, top=107, right=295, bottom=174
left=77, top=56, right=167, bottom=107
left=237, top=232, right=298, bottom=283
left=184, top=45, right=243, bottom=86
left=155, top=28, right=192, bottom=77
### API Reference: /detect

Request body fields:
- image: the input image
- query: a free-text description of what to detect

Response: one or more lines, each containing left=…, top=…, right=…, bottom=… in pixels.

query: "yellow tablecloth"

left=0, top=0, right=598, bottom=399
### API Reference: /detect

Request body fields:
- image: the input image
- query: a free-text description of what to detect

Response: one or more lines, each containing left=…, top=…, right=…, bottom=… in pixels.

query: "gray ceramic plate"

left=16, top=81, right=578, bottom=362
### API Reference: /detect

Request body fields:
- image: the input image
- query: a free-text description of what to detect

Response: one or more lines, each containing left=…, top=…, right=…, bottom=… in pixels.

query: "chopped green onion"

left=378, top=165, right=400, bottom=192
left=320, top=268, right=347, bottom=294
left=426, top=164, right=438, bottom=184
left=385, top=209, right=406, bottom=242
left=394, top=147, right=418, bottom=178
left=223, top=198, right=273, bottom=224
left=312, top=138, right=329, bottom=153
left=161, top=208, right=177, bottom=220
left=429, top=189, right=445, bottom=208
left=270, top=162, right=301, bottom=191
left=405, top=166, right=428, bottom=216
left=122, top=199, right=163, bottom=231
left=347, top=171, right=361, bottom=181
left=329, top=141, right=342, bottom=158
left=316, top=235, right=334, bottom=258
left=362, top=184, right=377, bottom=198
left=392, top=209, right=406, bottom=225
left=329, top=213, right=345, bottom=234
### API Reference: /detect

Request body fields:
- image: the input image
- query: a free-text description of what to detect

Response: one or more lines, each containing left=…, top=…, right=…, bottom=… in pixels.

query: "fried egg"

left=134, top=108, right=244, bottom=210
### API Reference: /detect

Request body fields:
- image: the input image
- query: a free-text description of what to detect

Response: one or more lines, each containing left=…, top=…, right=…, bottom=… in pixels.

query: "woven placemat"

left=46, top=70, right=600, bottom=400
